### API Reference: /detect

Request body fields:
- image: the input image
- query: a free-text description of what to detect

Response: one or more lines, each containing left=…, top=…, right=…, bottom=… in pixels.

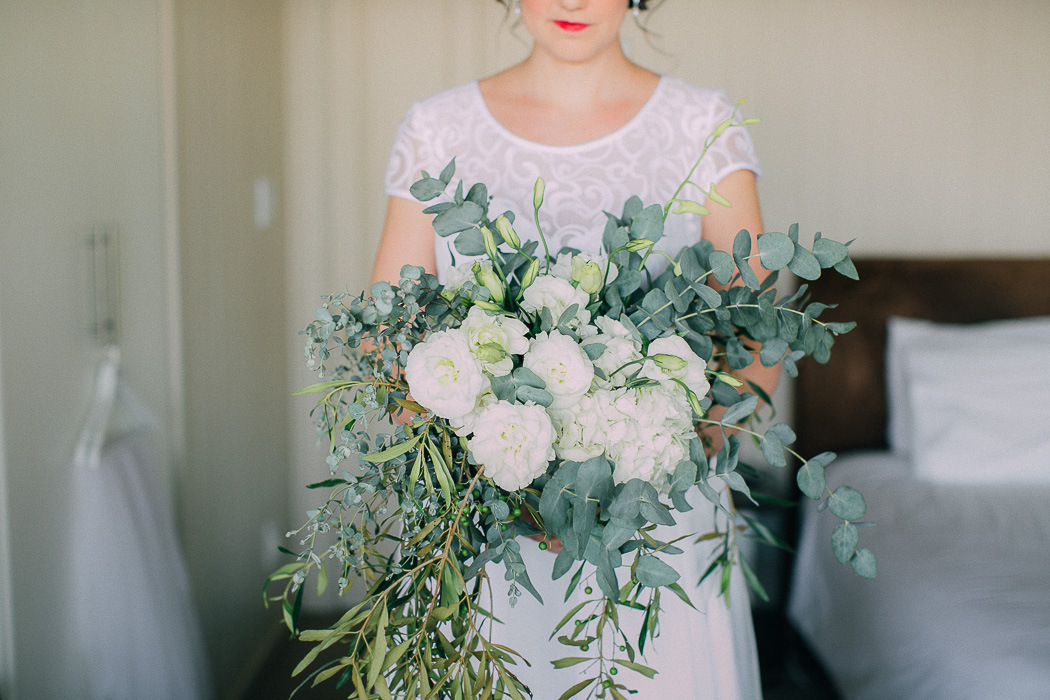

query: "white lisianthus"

left=449, top=389, right=497, bottom=438
left=460, top=305, right=529, bottom=376
left=520, top=275, right=591, bottom=327
left=523, top=331, right=594, bottom=410
left=404, top=329, right=486, bottom=421
left=584, top=316, right=644, bottom=388
left=641, top=335, right=711, bottom=400
left=609, top=385, right=694, bottom=485
left=550, top=252, right=619, bottom=287
left=469, top=401, right=556, bottom=491
left=550, top=388, right=626, bottom=462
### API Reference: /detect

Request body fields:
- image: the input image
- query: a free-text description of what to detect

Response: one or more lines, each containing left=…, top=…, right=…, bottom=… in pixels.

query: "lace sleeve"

left=384, top=102, right=431, bottom=201
left=698, top=90, right=763, bottom=188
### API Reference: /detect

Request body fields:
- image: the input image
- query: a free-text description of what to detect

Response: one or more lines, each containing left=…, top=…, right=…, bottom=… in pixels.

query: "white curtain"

left=70, top=347, right=212, bottom=700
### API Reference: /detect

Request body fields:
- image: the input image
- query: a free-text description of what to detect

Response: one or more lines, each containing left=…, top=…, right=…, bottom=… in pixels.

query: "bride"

left=372, top=1, right=778, bottom=697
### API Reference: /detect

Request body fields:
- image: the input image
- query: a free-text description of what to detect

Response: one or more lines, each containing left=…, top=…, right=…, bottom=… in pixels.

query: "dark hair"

left=496, top=1, right=651, bottom=10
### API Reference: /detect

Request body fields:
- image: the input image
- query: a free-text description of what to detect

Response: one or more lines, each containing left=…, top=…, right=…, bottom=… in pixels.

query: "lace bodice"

left=385, top=77, right=761, bottom=282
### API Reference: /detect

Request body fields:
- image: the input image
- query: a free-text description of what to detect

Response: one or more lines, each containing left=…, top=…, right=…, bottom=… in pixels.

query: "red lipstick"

left=554, top=20, right=589, bottom=32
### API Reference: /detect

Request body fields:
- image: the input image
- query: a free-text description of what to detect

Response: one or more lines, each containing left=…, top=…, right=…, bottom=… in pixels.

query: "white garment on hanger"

left=70, top=347, right=212, bottom=700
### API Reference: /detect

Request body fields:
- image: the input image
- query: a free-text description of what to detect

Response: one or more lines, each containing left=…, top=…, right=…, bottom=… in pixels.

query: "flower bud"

left=533, top=177, right=545, bottom=210
left=480, top=225, right=499, bottom=260
left=494, top=215, right=520, bottom=249
left=521, top=258, right=541, bottom=289
left=474, top=341, right=506, bottom=365
left=571, top=257, right=604, bottom=294
left=473, top=262, right=505, bottom=305
left=652, top=353, right=688, bottom=372
left=625, top=238, right=654, bottom=252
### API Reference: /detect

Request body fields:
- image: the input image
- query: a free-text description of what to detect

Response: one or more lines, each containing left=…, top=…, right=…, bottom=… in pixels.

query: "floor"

left=240, top=610, right=840, bottom=699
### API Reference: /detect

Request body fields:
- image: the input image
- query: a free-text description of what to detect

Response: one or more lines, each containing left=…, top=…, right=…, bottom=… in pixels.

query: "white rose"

left=404, top=328, right=486, bottom=420
left=469, top=401, right=556, bottom=491
left=460, top=305, right=529, bottom=376
left=523, top=331, right=594, bottom=410
left=641, top=335, right=711, bottom=400
left=442, top=262, right=477, bottom=297
left=584, top=316, right=644, bottom=388
left=520, top=275, right=591, bottom=327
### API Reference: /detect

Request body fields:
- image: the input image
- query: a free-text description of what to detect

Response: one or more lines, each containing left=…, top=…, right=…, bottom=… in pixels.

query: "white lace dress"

left=385, top=77, right=763, bottom=700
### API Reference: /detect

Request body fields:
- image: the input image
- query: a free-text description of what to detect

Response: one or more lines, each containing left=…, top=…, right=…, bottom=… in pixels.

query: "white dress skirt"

left=485, top=501, right=762, bottom=700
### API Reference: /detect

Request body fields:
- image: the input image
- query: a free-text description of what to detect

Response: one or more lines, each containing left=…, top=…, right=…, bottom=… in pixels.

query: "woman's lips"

left=553, top=21, right=589, bottom=32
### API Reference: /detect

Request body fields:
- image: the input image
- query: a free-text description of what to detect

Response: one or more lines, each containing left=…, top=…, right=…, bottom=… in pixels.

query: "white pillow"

left=905, top=344, right=1050, bottom=483
left=885, top=316, right=1050, bottom=455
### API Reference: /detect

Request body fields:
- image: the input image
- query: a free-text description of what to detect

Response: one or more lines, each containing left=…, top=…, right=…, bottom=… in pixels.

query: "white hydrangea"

left=459, top=305, right=529, bottom=376
left=468, top=401, right=556, bottom=491
left=583, top=316, right=644, bottom=388
left=550, top=388, right=628, bottom=462
left=523, top=331, right=594, bottom=410
left=404, top=328, right=486, bottom=421
left=608, top=385, right=695, bottom=486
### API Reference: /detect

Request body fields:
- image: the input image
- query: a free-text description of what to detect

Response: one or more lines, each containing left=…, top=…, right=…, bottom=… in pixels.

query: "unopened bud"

left=572, top=257, right=604, bottom=294
left=494, top=215, right=520, bottom=249
left=480, top=226, right=499, bottom=260
left=521, top=258, right=541, bottom=289
left=652, top=353, right=688, bottom=372
left=533, top=177, right=545, bottom=210
left=473, top=262, right=505, bottom=305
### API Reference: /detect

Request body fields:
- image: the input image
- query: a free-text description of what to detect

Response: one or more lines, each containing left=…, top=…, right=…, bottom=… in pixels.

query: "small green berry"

left=511, top=507, right=522, bottom=517
left=584, top=586, right=593, bottom=595
left=619, top=645, right=626, bottom=652
left=580, top=644, right=589, bottom=652
left=500, top=523, right=507, bottom=531
left=610, top=667, right=618, bottom=676
left=538, top=541, right=548, bottom=550
left=602, top=680, right=612, bottom=688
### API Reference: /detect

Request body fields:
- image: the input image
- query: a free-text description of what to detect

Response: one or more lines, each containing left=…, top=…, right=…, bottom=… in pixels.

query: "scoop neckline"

left=472, top=76, right=666, bottom=153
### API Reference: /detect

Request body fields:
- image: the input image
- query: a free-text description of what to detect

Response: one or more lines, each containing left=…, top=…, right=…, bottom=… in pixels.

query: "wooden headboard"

left=794, top=258, right=1050, bottom=457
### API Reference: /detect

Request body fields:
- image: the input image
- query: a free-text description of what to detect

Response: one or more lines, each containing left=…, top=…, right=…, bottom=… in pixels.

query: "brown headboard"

left=794, top=258, right=1050, bottom=457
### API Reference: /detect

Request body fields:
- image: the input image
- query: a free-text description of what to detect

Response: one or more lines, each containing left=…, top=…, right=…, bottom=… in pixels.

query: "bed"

left=785, top=258, right=1050, bottom=700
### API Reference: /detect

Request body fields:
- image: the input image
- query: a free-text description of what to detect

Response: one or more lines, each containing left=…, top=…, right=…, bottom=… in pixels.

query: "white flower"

left=449, top=389, right=497, bottom=437
left=404, top=329, right=486, bottom=420
left=523, top=331, right=594, bottom=410
left=460, top=305, right=529, bottom=376
left=469, top=401, right=556, bottom=491
left=442, top=262, right=477, bottom=298
left=584, top=316, right=644, bottom=388
left=550, top=389, right=626, bottom=462
left=608, top=385, right=694, bottom=486
left=550, top=252, right=619, bottom=287
left=641, top=335, right=711, bottom=400
left=520, top=275, right=591, bottom=327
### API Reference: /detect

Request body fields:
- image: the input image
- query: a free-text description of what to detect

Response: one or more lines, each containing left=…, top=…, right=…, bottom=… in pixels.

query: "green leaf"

left=629, top=203, right=664, bottom=243
left=635, top=556, right=680, bottom=588
left=759, top=430, right=787, bottom=468
left=756, top=231, right=794, bottom=270
left=438, top=158, right=456, bottom=184
left=557, top=677, right=596, bottom=700
left=832, top=522, right=859, bottom=564
left=739, top=555, right=770, bottom=603
left=673, top=199, right=711, bottom=216
left=516, top=385, right=553, bottom=407
left=410, top=176, right=447, bottom=201
left=834, top=255, right=860, bottom=280
left=433, top=201, right=484, bottom=237
left=707, top=183, right=732, bottom=208
left=636, top=482, right=675, bottom=526
left=828, top=485, right=867, bottom=521
left=850, top=548, right=877, bottom=578
left=708, top=250, right=735, bottom=285
left=788, top=243, right=821, bottom=280
left=552, top=657, right=593, bottom=669
left=721, top=394, right=759, bottom=425
left=453, top=227, right=487, bottom=256
left=812, top=237, right=849, bottom=268
left=362, top=434, right=421, bottom=463
left=796, top=459, right=827, bottom=500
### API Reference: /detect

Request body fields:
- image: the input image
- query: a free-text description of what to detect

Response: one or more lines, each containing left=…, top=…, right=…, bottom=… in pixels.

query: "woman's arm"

left=371, top=195, right=438, bottom=285
left=699, top=169, right=781, bottom=443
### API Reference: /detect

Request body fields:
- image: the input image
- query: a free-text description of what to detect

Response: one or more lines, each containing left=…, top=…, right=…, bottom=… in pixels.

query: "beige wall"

left=173, top=0, right=291, bottom=696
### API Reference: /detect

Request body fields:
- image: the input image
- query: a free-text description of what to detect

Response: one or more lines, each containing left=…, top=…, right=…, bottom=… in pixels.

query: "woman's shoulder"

left=654, top=76, right=738, bottom=120
left=404, top=81, right=483, bottom=122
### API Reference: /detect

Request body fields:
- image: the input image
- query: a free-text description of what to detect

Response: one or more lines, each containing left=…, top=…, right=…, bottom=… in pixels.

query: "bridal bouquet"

left=266, top=114, right=874, bottom=699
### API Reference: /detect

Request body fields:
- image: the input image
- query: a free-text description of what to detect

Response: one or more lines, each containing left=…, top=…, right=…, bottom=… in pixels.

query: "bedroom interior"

left=1, top=1, right=1048, bottom=699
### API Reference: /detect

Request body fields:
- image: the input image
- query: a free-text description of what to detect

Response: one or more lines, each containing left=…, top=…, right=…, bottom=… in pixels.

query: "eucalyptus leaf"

left=635, top=556, right=680, bottom=588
